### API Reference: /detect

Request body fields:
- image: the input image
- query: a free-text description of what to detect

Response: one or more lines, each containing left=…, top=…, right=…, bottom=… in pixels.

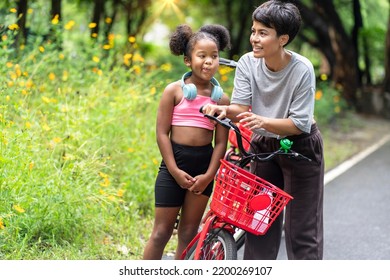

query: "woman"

left=202, top=0, right=324, bottom=260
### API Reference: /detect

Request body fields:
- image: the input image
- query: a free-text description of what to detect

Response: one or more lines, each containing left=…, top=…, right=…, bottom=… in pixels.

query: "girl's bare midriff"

left=171, top=126, right=214, bottom=146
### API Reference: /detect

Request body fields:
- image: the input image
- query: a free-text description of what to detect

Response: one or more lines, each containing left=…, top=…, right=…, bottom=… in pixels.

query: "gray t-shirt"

left=232, top=51, right=315, bottom=138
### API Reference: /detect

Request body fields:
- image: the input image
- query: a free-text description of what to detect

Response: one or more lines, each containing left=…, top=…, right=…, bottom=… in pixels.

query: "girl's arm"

left=156, top=83, right=196, bottom=189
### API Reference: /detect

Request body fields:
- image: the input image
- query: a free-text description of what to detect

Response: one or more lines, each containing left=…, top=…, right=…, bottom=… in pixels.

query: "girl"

left=143, top=24, right=231, bottom=259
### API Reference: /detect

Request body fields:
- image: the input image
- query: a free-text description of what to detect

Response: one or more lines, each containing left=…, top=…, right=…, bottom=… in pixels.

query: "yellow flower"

left=8, top=23, right=19, bottom=30
left=88, top=22, right=97, bottom=28
left=92, top=56, right=100, bottom=63
left=0, top=217, right=4, bottom=229
left=42, top=124, right=51, bottom=131
left=105, top=17, right=112, bottom=24
left=99, top=171, right=109, bottom=178
left=39, top=46, right=45, bottom=53
left=26, top=79, right=33, bottom=88
left=49, top=72, right=56, bottom=81
left=123, top=53, right=132, bottom=66
left=153, top=158, right=159, bottom=165
left=100, top=177, right=110, bottom=187
left=150, top=87, right=156, bottom=95
left=132, top=53, right=144, bottom=62
left=320, top=74, right=328, bottom=81
left=6, top=62, right=13, bottom=68
left=42, top=96, right=51, bottom=103
left=315, top=90, right=322, bottom=101
left=10, top=8, right=17, bottom=13
left=51, top=14, right=59, bottom=25
left=64, top=20, right=75, bottom=30
left=13, top=205, right=25, bottom=213
left=53, top=137, right=62, bottom=143
left=160, top=63, right=172, bottom=72
left=62, top=70, right=69, bottom=81
left=128, top=36, right=136, bottom=43
left=117, top=189, right=125, bottom=197
left=29, top=161, right=34, bottom=171
left=127, top=147, right=134, bottom=153
left=133, top=65, right=141, bottom=75
left=25, top=122, right=32, bottom=129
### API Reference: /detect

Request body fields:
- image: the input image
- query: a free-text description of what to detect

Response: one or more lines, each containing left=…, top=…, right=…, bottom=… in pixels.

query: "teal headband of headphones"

left=181, top=71, right=223, bottom=102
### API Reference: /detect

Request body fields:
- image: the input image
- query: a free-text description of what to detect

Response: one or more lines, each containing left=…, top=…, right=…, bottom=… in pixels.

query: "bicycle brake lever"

left=289, top=150, right=312, bottom=162
left=199, top=106, right=232, bottom=129
left=203, top=114, right=232, bottom=129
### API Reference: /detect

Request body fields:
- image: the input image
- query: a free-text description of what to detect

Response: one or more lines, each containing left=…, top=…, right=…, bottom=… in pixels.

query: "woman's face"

left=250, top=20, right=285, bottom=59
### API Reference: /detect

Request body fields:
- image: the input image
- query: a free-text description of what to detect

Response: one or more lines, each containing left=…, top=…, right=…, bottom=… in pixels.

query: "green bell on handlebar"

left=279, top=139, right=293, bottom=153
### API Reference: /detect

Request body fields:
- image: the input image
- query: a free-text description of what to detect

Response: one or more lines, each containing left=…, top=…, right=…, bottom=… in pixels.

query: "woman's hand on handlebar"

left=201, top=104, right=228, bottom=120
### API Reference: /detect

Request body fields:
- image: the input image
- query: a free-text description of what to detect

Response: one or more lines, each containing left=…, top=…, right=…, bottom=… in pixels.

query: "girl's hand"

left=173, top=170, right=197, bottom=189
left=188, top=174, right=211, bottom=195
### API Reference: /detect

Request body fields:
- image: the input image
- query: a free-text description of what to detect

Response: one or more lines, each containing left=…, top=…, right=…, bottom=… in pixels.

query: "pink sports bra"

left=171, top=95, right=217, bottom=131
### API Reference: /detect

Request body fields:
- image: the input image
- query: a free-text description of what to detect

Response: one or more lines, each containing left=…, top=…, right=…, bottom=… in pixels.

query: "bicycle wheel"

left=184, top=228, right=237, bottom=260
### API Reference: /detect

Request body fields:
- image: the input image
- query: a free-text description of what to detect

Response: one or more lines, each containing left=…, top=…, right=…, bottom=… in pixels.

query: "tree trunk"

left=382, top=0, right=390, bottom=118
left=50, top=0, right=62, bottom=48
left=294, top=0, right=359, bottom=108
left=384, top=0, right=390, bottom=92
left=91, top=0, right=104, bottom=39
left=15, top=0, right=28, bottom=50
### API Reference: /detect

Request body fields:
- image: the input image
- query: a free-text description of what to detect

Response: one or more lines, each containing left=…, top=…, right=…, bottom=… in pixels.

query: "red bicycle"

left=180, top=111, right=311, bottom=260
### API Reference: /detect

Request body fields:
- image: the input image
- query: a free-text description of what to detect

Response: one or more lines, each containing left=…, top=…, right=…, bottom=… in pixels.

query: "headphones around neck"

left=181, top=71, right=223, bottom=102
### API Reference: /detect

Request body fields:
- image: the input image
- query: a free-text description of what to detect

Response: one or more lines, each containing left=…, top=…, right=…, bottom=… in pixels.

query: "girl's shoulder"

left=163, top=80, right=182, bottom=96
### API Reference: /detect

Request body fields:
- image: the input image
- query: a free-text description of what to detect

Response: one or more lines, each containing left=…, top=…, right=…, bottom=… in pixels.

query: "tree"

left=292, top=0, right=360, bottom=108
left=15, top=0, right=28, bottom=50
left=383, top=0, right=390, bottom=117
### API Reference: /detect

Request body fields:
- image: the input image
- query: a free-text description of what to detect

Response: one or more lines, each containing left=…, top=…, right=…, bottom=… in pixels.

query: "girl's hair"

left=169, top=24, right=231, bottom=57
left=252, top=0, right=301, bottom=46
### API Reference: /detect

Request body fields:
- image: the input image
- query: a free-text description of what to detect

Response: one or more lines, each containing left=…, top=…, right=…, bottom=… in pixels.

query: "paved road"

left=270, top=135, right=390, bottom=260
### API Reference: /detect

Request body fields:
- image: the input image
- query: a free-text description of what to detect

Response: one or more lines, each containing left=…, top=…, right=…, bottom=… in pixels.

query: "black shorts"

left=155, top=141, right=214, bottom=207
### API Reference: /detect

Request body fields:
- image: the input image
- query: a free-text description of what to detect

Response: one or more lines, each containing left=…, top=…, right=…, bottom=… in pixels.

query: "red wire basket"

left=228, top=123, right=253, bottom=152
left=211, top=159, right=293, bottom=235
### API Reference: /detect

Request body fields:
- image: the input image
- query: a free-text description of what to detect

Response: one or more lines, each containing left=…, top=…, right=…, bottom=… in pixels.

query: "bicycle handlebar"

left=219, top=58, right=238, bottom=68
left=200, top=107, right=312, bottom=167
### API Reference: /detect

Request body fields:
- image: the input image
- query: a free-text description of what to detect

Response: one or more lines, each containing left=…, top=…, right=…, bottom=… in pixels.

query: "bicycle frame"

left=180, top=211, right=237, bottom=260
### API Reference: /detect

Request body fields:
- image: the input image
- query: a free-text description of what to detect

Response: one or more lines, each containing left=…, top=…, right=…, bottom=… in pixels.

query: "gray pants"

left=244, top=124, right=324, bottom=260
